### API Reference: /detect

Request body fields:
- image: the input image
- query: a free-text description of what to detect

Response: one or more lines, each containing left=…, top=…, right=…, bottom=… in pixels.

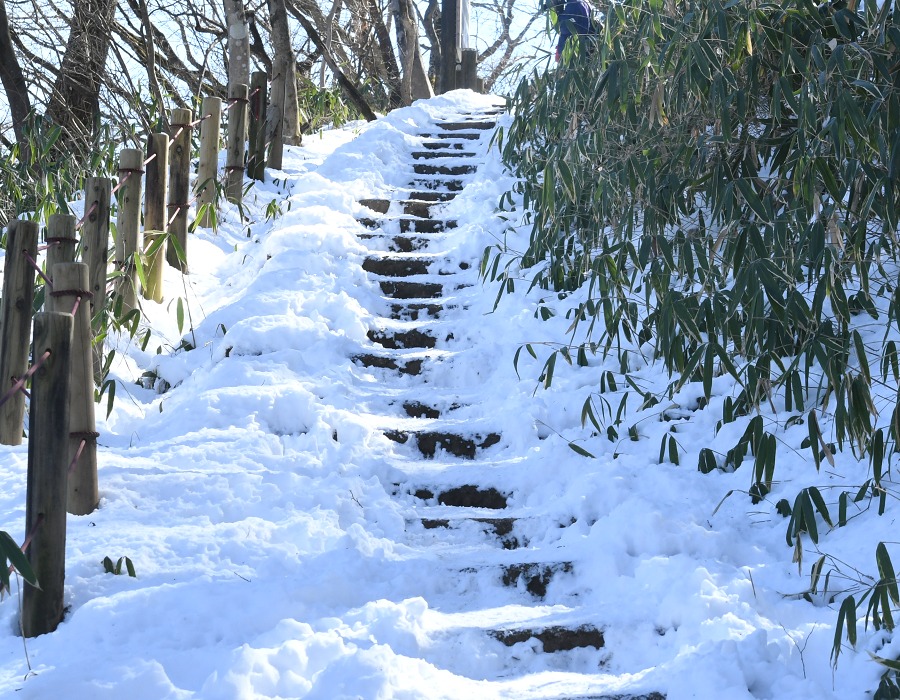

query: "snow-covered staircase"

left=350, top=104, right=664, bottom=700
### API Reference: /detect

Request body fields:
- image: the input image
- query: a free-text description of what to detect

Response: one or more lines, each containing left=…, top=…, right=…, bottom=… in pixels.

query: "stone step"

left=363, top=256, right=432, bottom=277
left=357, top=233, right=430, bottom=253
left=410, top=179, right=465, bottom=192
left=401, top=200, right=436, bottom=218
left=421, top=132, right=483, bottom=141
left=435, top=120, right=496, bottom=131
left=502, top=562, right=574, bottom=598
left=367, top=328, right=437, bottom=350
left=353, top=353, right=423, bottom=376
left=390, top=302, right=444, bottom=321
left=358, top=198, right=391, bottom=214
left=400, top=218, right=456, bottom=234
left=380, top=280, right=443, bottom=299
left=421, top=140, right=468, bottom=150
left=386, top=430, right=501, bottom=459
left=412, top=163, right=477, bottom=177
left=409, top=190, right=457, bottom=202
left=413, top=484, right=509, bottom=509
left=490, top=625, right=604, bottom=653
left=411, top=150, right=477, bottom=160
left=402, top=400, right=445, bottom=418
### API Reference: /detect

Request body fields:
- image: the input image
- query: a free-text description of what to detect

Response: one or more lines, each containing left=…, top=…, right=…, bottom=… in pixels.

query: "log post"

left=439, top=0, right=459, bottom=94
left=143, top=133, right=169, bottom=303
left=81, top=177, right=111, bottom=383
left=461, top=49, right=477, bottom=91
left=166, top=108, right=193, bottom=273
left=0, top=220, right=39, bottom=446
left=46, top=214, right=77, bottom=271
left=248, top=71, right=268, bottom=182
left=225, top=83, right=249, bottom=205
left=47, top=264, right=98, bottom=516
left=115, top=148, right=144, bottom=314
left=195, top=96, right=222, bottom=229
left=22, top=311, right=73, bottom=638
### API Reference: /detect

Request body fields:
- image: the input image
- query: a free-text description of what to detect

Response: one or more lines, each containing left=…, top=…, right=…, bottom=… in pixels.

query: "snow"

left=0, top=89, right=892, bottom=698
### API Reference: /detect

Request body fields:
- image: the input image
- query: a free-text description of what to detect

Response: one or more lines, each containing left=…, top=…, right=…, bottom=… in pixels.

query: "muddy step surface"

left=386, top=430, right=502, bottom=459
left=490, top=625, right=605, bottom=652
left=367, top=328, right=437, bottom=350
left=353, top=354, right=423, bottom=376
left=363, top=256, right=433, bottom=277
left=411, top=150, right=477, bottom=160
left=412, top=163, right=477, bottom=176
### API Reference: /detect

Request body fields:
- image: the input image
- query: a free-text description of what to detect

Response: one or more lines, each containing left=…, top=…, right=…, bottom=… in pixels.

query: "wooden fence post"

left=196, top=96, right=222, bottom=229
left=47, top=263, right=98, bottom=516
left=248, top=71, right=268, bottom=182
left=143, top=133, right=169, bottom=303
left=226, top=83, right=249, bottom=205
left=0, top=220, right=39, bottom=446
left=167, top=107, right=193, bottom=273
left=115, top=148, right=144, bottom=314
left=81, top=176, right=111, bottom=383
left=461, top=49, right=477, bottom=91
left=22, top=311, right=73, bottom=638
left=46, top=214, right=76, bottom=271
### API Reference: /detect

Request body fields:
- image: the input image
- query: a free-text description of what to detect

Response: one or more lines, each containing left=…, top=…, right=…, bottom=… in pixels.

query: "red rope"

left=22, top=251, right=52, bottom=289
left=74, top=200, right=99, bottom=230
left=71, top=295, right=82, bottom=317
left=0, top=350, right=51, bottom=410
left=66, top=439, right=87, bottom=476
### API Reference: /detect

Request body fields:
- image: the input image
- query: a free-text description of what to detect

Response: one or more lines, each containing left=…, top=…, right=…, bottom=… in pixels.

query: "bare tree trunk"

left=366, top=0, right=402, bottom=109
left=0, top=0, right=31, bottom=156
left=45, top=0, right=118, bottom=159
left=423, top=0, right=441, bottom=85
left=267, top=0, right=302, bottom=150
left=391, top=0, right=432, bottom=104
left=135, top=0, right=167, bottom=129
left=224, top=0, right=250, bottom=89
left=289, top=10, right=377, bottom=121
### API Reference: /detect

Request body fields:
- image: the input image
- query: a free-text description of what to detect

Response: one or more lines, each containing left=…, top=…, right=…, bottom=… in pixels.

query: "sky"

left=0, top=89, right=894, bottom=699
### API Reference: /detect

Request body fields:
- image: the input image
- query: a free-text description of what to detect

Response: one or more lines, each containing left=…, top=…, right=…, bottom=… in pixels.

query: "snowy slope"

left=0, top=90, right=892, bottom=699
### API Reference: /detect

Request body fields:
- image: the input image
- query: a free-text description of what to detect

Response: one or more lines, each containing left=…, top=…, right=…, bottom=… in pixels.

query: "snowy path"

left=0, top=91, right=883, bottom=699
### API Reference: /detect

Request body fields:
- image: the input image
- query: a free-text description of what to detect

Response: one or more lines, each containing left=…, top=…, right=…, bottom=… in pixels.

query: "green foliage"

left=493, top=0, right=900, bottom=687
left=0, top=531, right=38, bottom=597
left=493, top=0, right=900, bottom=455
left=297, top=80, right=363, bottom=133
left=102, top=556, right=136, bottom=577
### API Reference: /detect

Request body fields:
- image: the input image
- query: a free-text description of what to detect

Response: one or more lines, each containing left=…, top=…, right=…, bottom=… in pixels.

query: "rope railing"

left=0, top=349, right=51, bottom=411
left=22, top=251, right=53, bottom=289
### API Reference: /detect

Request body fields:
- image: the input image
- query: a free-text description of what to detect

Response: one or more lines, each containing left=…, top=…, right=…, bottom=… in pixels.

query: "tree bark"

left=366, top=0, right=402, bottom=109
left=267, top=0, right=302, bottom=150
left=0, top=0, right=31, bottom=156
left=224, top=0, right=250, bottom=89
left=289, top=10, right=377, bottom=121
left=391, top=0, right=432, bottom=104
left=45, top=0, right=118, bottom=159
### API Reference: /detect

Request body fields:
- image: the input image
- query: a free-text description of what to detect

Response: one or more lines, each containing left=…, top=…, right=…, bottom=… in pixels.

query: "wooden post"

left=0, top=220, right=38, bottom=446
left=143, top=133, right=169, bottom=303
left=266, top=69, right=285, bottom=170
left=196, top=96, right=222, bottom=229
left=248, top=71, right=268, bottom=182
left=115, top=148, right=144, bottom=314
left=439, top=0, right=459, bottom=94
left=46, top=214, right=77, bottom=272
left=22, top=311, right=73, bottom=638
left=47, top=263, right=98, bottom=516
left=461, top=49, right=477, bottom=91
left=167, top=108, right=193, bottom=273
left=225, top=83, right=249, bottom=205
left=81, top=176, right=111, bottom=384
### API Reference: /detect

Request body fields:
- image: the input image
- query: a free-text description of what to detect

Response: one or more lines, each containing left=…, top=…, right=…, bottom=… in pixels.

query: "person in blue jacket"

left=553, top=0, right=594, bottom=61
